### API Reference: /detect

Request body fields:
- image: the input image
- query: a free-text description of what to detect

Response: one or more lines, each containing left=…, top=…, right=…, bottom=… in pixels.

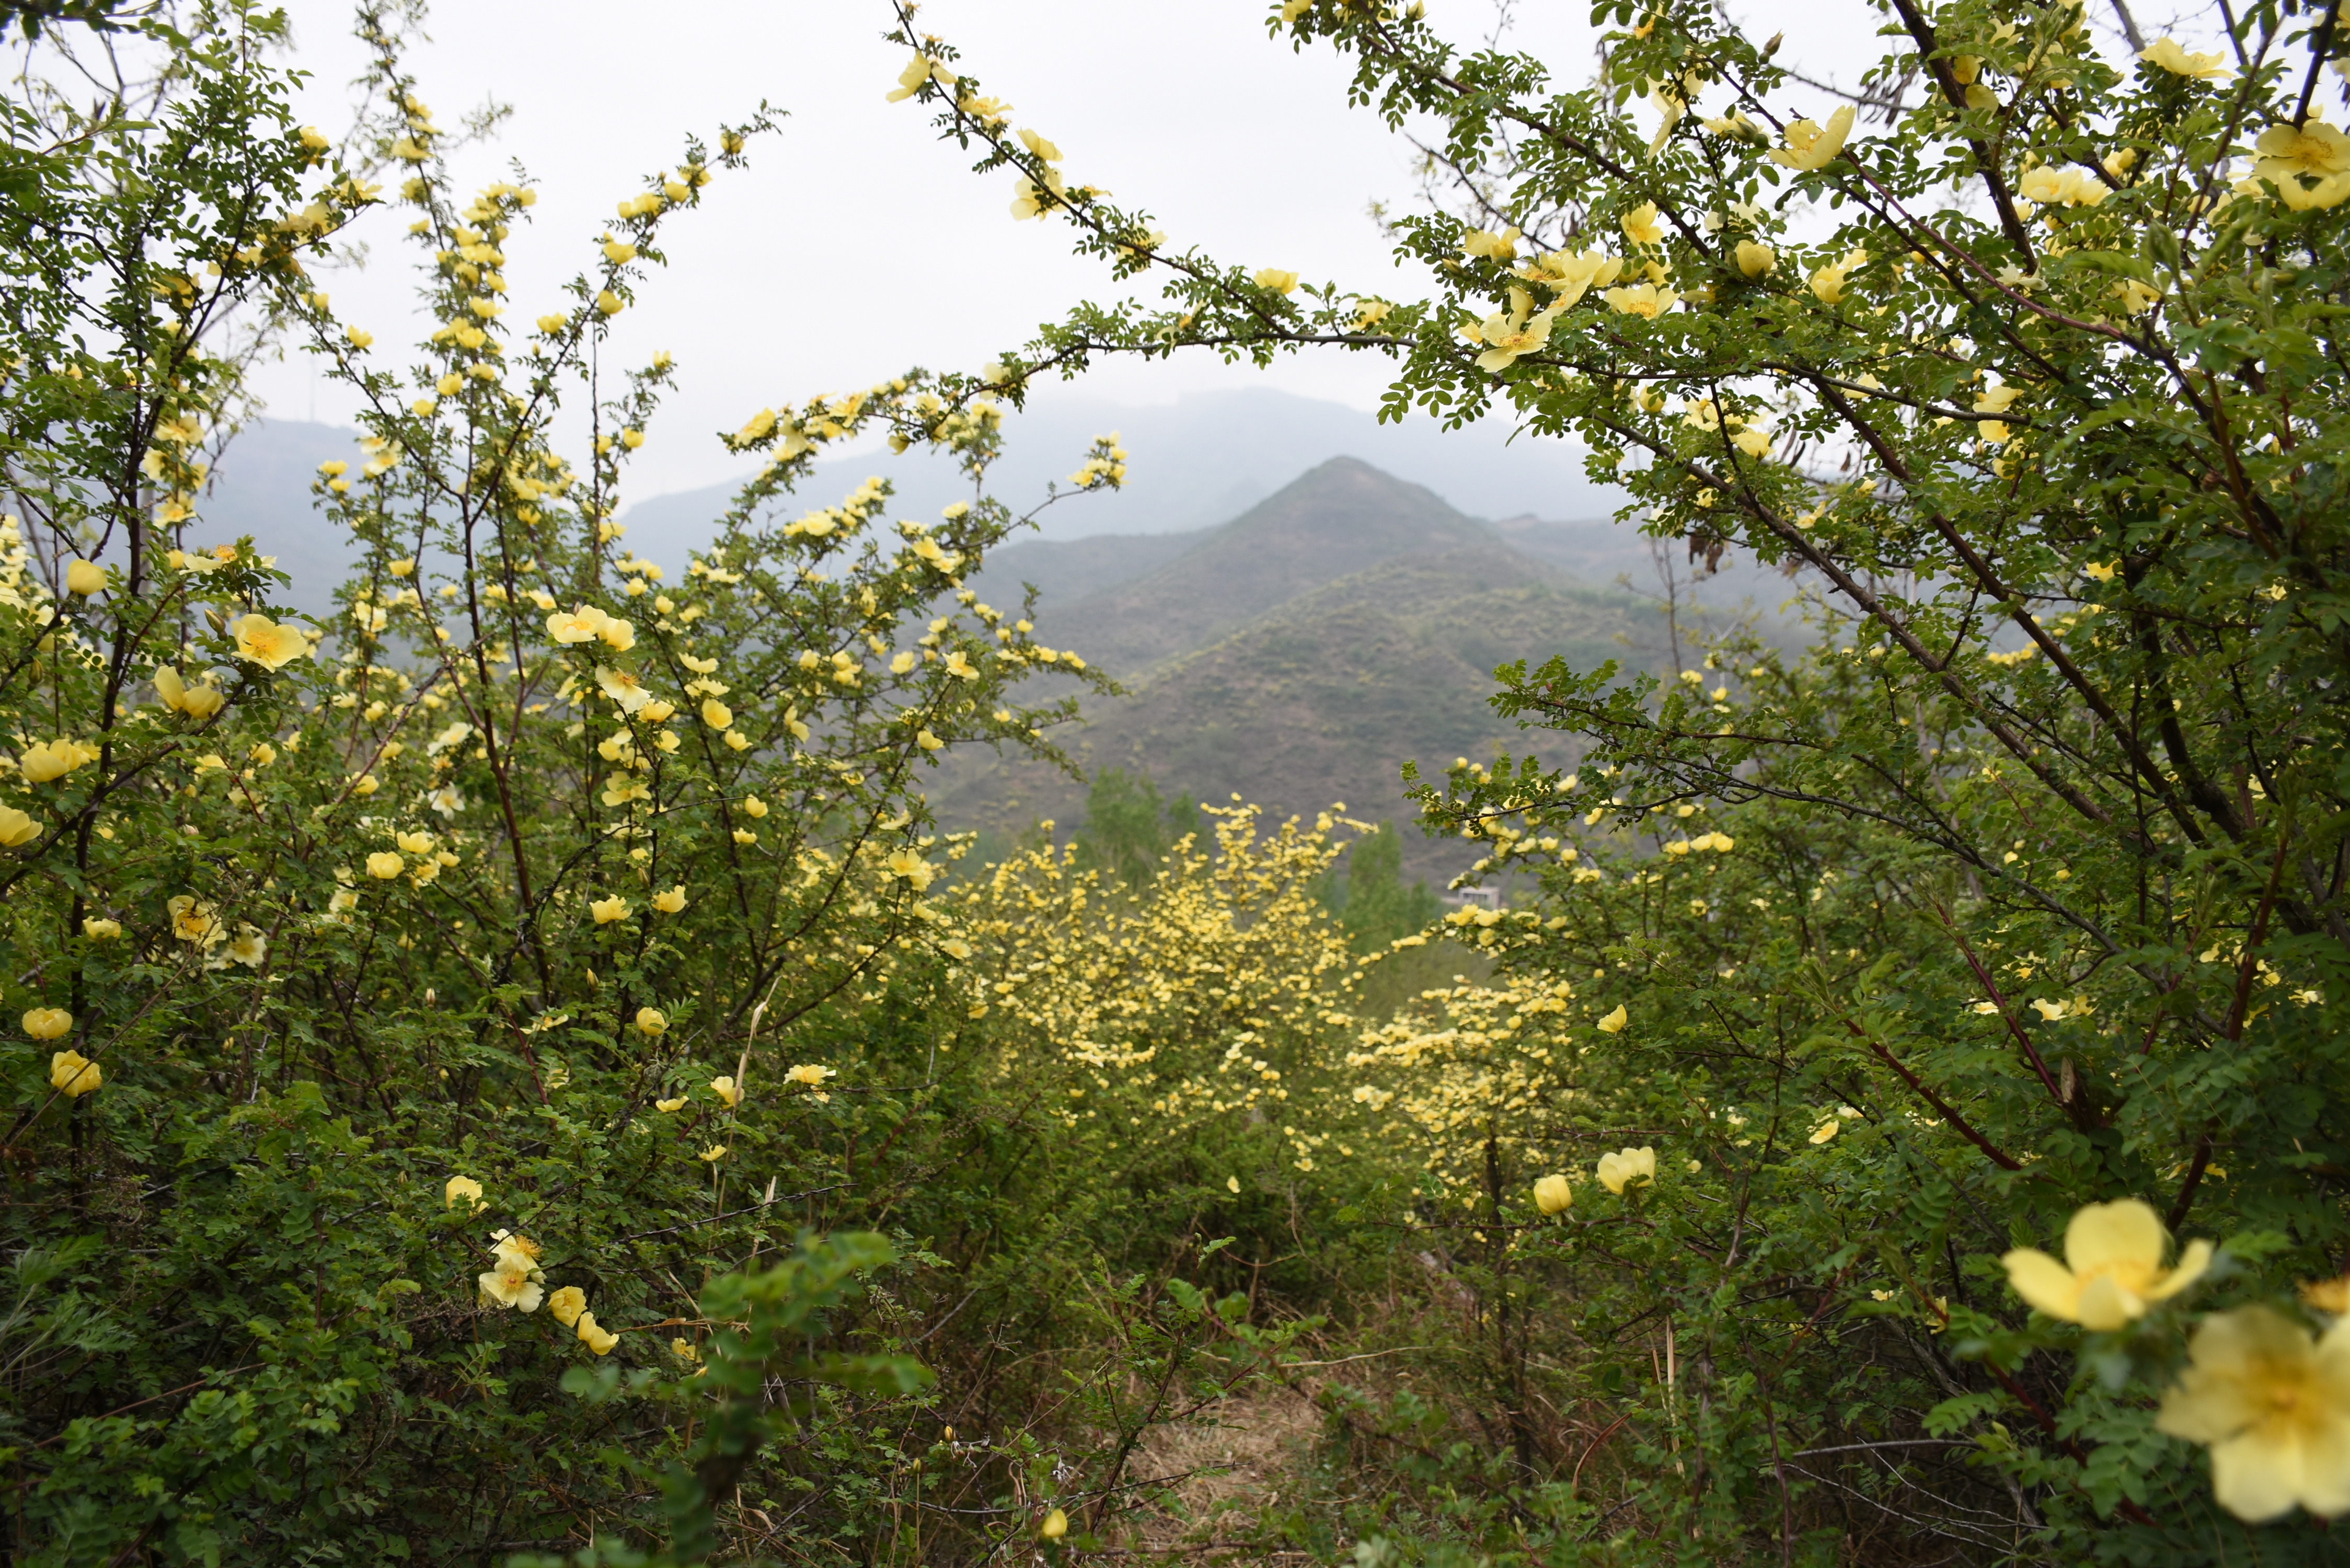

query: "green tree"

left=1070, top=766, right=1202, bottom=890
left=1334, top=821, right=1440, bottom=953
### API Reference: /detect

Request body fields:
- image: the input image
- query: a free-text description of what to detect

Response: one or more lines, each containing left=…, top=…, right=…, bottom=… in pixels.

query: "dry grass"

left=1120, top=1383, right=1327, bottom=1547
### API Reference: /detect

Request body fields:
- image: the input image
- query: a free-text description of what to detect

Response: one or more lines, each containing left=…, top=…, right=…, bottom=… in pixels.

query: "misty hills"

left=938, top=458, right=1805, bottom=880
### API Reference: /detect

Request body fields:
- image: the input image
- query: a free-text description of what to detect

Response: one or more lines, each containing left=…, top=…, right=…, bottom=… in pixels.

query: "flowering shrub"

left=889, top=0, right=2350, bottom=1555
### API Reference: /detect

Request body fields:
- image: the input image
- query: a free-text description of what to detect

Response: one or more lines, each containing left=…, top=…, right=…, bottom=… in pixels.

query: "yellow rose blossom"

left=82, top=917, right=120, bottom=940
left=1039, top=1509, right=1068, bottom=1541
left=594, top=666, right=652, bottom=715
left=444, top=1175, right=486, bottom=1210
left=1734, top=240, right=1775, bottom=278
left=478, top=1242, right=545, bottom=1313
left=1467, top=286, right=1557, bottom=372
left=742, top=795, right=769, bottom=818
left=2254, top=121, right=2350, bottom=209
left=1595, top=1146, right=1656, bottom=1194
left=547, top=605, right=610, bottom=644
left=944, top=651, right=977, bottom=679
left=1524, top=248, right=1623, bottom=308
left=2157, top=1306, right=2350, bottom=1521
left=785, top=1064, right=835, bottom=1087
left=49, top=1050, right=100, bottom=1097
left=22, top=1007, right=72, bottom=1040
left=1769, top=105, right=1856, bottom=171
left=366, top=851, right=404, bottom=880
left=596, top=290, right=624, bottom=316
left=2141, top=37, right=2232, bottom=80
left=2001, top=1198, right=2213, bottom=1329
left=710, top=1074, right=743, bottom=1108
left=698, top=1144, right=727, bottom=1162
left=1810, top=1119, right=1840, bottom=1144
left=0, top=806, right=38, bottom=848
left=700, top=698, right=732, bottom=729
left=1620, top=202, right=1664, bottom=245
left=1253, top=268, right=1300, bottom=294
left=65, top=558, right=105, bottom=595
left=232, top=614, right=308, bottom=671
left=167, top=895, right=223, bottom=946
left=1597, top=1004, right=1628, bottom=1033
left=590, top=896, right=630, bottom=925
left=655, top=1096, right=687, bottom=1113
left=635, top=1007, right=667, bottom=1037
left=917, top=728, right=944, bottom=751
left=574, top=1309, right=619, bottom=1355
left=1533, top=1174, right=1573, bottom=1214
left=1601, top=281, right=1678, bottom=318
left=653, top=885, right=687, bottom=914
left=546, top=1286, right=586, bottom=1327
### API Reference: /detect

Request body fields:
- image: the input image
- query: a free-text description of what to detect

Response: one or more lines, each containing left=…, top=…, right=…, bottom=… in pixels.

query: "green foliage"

left=1068, top=766, right=1202, bottom=890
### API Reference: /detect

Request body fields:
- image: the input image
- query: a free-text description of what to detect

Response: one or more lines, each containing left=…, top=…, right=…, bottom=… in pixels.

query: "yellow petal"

left=2000, top=1247, right=2081, bottom=1320
left=2064, top=1198, right=2166, bottom=1277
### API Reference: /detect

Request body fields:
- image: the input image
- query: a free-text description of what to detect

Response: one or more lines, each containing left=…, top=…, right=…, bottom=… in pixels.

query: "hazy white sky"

left=246, top=0, right=2158, bottom=498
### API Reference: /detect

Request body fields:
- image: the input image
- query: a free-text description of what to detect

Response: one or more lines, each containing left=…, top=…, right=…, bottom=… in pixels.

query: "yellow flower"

left=653, top=885, right=687, bottom=914
left=547, top=605, right=610, bottom=644
left=2305, top=1277, right=2350, bottom=1315
left=591, top=896, right=630, bottom=925
left=0, top=806, right=37, bottom=848
left=944, top=651, right=977, bottom=679
left=547, top=1285, right=585, bottom=1327
left=671, top=1336, right=700, bottom=1363
left=700, top=698, right=732, bottom=729
left=602, top=237, right=636, bottom=264
left=1809, top=250, right=1865, bottom=304
left=82, top=917, right=120, bottom=941
left=1039, top=1508, right=1068, bottom=1540
left=655, top=1096, right=687, bottom=1113
left=1595, top=1146, right=1656, bottom=1194
left=2255, top=121, right=2350, bottom=209
left=710, top=1074, right=743, bottom=1107
left=167, top=895, right=223, bottom=946
left=2018, top=164, right=2109, bottom=208
left=1468, top=286, right=1557, bottom=372
left=733, top=829, right=757, bottom=845
left=1597, top=1004, right=1628, bottom=1033
left=785, top=1064, right=834, bottom=1087
left=49, top=1050, right=100, bottom=1097
left=23, top=1006, right=72, bottom=1040
left=1601, top=282, right=1677, bottom=319
left=885, top=53, right=950, bottom=102
left=231, top=613, right=308, bottom=672
left=395, top=830, right=435, bottom=855
left=2030, top=997, right=2069, bottom=1022
left=366, top=851, right=405, bottom=880
left=1533, top=1174, right=1573, bottom=1214
left=479, top=1248, right=545, bottom=1313
left=20, top=739, right=93, bottom=784
left=65, top=558, right=105, bottom=595
left=594, top=666, right=652, bottom=715
left=699, top=1144, right=727, bottom=1162
left=742, top=795, right=769, bottom=818
left=1524, top=248, right=1623, bottom=307
left=153, top=666, right=226, bottom=720
left=1253, top=268, right=1300, bottom=294
left=635, top=1007, right=668, bottom=1037
left=445, top=1175, right=486, bottom=1210
left=1018, top=127, right=1063, bottom=163
left=885, top=849, right=936, bottom=891
left=1620, top=202, right=1664, bottom=246
left=1460, top=225, right=1520, bottom=260
left=1809, top=1119, right=1840, bottom=1144
left=723, top=730, right=751, bottom=752
left=2157, top=1306, right=2350, bottom=1521
left=2141, top=36, right=2232, bottom=80
left=1769, top=106, right=1855, bottom=171
left=596, top=290, right=624, bottom=316
left=575, top=1309, right=620, bottom=1354
left=1734, top=240, right=1775, bottom=278
left=2001, top=1197, right=2213, bottom=1329
left=917, top=728, right=944, bottom=752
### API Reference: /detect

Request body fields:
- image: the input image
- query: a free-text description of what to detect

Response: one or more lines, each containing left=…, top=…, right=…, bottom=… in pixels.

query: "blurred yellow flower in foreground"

left=444, top=1175, right=485, bottom=1210
left=1533, top=1174, right=1573, bottom=1214
left=710, top=1074, right=743, bottom=1108
left=1596, top=1146, right=1655, bottom=1194
left=1597, top=1005, right=1628, bottom=1033
left=50, top=1050, right=100, bottom=1097
left=547, top=1286, right=585, bottom=1327
left=2001, top=1198, right=2211, bottom=1329
left=575, top=1309, right=619, bottom=1354
left=2157, top=1306, right=2350, bottom=1521
left=1769, top=106, right=1854, bottom=171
